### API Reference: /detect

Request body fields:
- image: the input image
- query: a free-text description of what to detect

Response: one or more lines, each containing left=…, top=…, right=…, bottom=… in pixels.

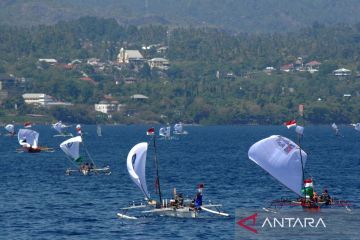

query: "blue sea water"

left=1, top=125, right=359, bottom=239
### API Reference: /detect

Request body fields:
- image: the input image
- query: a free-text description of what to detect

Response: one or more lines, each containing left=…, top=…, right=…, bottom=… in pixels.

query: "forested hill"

left=2, top=0, right=360, bottom=32
left=1, top=17, right=360, bottom=124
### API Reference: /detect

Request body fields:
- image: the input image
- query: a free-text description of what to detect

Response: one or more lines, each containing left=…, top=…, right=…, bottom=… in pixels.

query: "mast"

left=297, top=104, right=306, bottom=200
left=153, top=133, right=163, bottom=205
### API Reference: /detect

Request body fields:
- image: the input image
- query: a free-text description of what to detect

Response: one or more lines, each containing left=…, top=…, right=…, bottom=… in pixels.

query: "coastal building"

left=280, top=64, right=294, bottom=72
left=130, top=94, right=149, bottom=100
left=117, top=48, right=145, bottom=64
left=94, top=100, right=117, bottom=114
left=38, top=58, right=58, bottom=65
left=333, top=68, right=351, bottom=76
left=305, top=61, right=321, bottom=73
left=147, top=58, right=170, bottom=70
left=22, top=93, right=72, bottom=107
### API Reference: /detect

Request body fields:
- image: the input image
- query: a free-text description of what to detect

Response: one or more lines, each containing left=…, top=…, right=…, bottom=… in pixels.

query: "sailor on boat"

left=191, top=184, right=204, bottom=210
left=320, top=189, right=332, bottom=205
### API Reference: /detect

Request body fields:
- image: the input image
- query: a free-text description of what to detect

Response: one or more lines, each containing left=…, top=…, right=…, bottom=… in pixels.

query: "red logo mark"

left=237, top=213, right=258, bottom=234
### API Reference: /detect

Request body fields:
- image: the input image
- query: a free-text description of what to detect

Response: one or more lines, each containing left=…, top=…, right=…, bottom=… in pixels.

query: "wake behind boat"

left=60, top=136, right=111, bottom=176
left=117, top=128, right=229, bottom=219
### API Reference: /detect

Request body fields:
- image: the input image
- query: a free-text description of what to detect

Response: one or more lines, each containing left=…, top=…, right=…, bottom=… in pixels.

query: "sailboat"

left=331, top=123, right=341, bottom=136
left=17, top=129, right=54, bottom=153
left=5, top=124, right=16, bottom=136
left=60, top=136, right=111, bottom=176
left=350, top=123, right=360, bottom=132
left=52, top=121, right=73, bottom=137
left=173, top=122, right=188, bottom=135
left=159, top=126, right=174, bottom=140
left=96, top=124, right=102, bottom=137
left=117, top=128, right=229, bottom=219
left=248, top=133, right=351, bottom=210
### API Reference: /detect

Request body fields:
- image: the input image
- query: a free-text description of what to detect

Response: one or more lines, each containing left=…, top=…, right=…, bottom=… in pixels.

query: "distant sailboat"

left=60, top=136, right=110, bottom=176
left=173, top=122, right=188, bottom=135
left=351, top=123, right=360, bottom=132
left=52, top=121, right=73, bottom=137
left=97, top=125, right=102, bottom=137
left=4, top=124, right=16, bottom=136
left=331, top=123, right=341, bottom=136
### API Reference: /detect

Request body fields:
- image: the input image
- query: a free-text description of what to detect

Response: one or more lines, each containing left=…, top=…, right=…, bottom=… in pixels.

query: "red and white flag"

left=24, top=121, right=32, bottom=128
left=146, top=127, right=155, bottom=135
left=284, top=120, right=297, bottom=129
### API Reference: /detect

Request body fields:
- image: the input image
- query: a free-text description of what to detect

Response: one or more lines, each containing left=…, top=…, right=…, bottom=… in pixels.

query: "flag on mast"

left=146, top=127, right=155, bottom=135
left=284, top=120, right=297, bottom=129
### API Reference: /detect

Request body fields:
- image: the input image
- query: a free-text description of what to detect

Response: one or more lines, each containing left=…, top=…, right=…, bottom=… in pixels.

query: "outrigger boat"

left=248, top=130, right=351, bottom=211
left=52, top=121, right=73, bottom=137
left=117, top=128, right=229, bottom=219
left=17, top=129, right=54, bottom=153
left=60, top=136, right=111, bottom=176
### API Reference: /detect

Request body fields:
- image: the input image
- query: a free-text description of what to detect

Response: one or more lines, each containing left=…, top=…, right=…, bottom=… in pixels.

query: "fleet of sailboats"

left=2, top=120, right=353, bottom=221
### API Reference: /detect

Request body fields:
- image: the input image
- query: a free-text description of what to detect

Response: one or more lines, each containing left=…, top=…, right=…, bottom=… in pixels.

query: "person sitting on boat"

left=320, top=189, right=332, bottom=205
left=192, top=184, right=204, bottom=210
left=312, top=191, right=318, bottom=203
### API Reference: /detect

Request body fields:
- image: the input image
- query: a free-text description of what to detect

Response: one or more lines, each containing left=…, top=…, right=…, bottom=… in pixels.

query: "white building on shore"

left=22, top=93, right=72, bottom=107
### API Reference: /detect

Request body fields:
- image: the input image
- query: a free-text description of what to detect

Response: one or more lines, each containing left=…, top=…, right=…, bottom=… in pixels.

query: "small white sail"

left=60, top=136, right=82, bottom=161
left=18, top=129, right=39, bottom=148
left=174, top=123, right=183, bottom=133
left=97, top=125, right=102, bottom=136
left=5, top=124, right=15, bottom=134
left=53, top=121, right=64, bottom=134
left=159, top=127, right=166, bottom=137
left=248, top=135, right=307, bottom=195
left=127, top=142, right=150, bottom=200
left=165, top=126, right=171, bottom=137
left=295, top=125, right=304, bottom=135
left=331, top=123, right=340, bottom=135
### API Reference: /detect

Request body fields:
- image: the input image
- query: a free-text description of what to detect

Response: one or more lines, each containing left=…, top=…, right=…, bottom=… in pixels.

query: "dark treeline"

left=1, top=17, right=360, bottom=124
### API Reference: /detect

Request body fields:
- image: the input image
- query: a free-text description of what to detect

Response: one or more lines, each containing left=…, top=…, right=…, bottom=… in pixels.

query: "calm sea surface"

left=1, top=125, right=359, bottom=239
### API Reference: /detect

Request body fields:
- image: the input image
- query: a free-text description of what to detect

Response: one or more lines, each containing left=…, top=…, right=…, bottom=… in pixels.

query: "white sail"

left=331, top=123, right=338, bottom=130
left=354, top=123, right=360, bottom=132
left=60, top=136, right=82, bottom=161
left=127, top=142, right=150, bottom=200
left=53, top=121, right=64, bottom=134
left=97, top=125, right=102, bottom=136
left=165, top=126, right=171, bottom=137
left=5, top=124, right=15, bottom=134
left=174, top=123, right=183, bottom=133
left=248, top=135, right=307, bottom=195
left=18, top=129, right=39, bottom=148
left=159, top=127, right=166, bottom=136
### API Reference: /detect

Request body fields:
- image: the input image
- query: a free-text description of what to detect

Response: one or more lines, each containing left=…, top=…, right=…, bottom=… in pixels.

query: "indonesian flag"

left=146, top=127, right=155, bottom=135
left=304, top=179, right=313, bottom=188
left=24, top=121, right=32, bottom=128
left=284, top=120, right=297, bottom=129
